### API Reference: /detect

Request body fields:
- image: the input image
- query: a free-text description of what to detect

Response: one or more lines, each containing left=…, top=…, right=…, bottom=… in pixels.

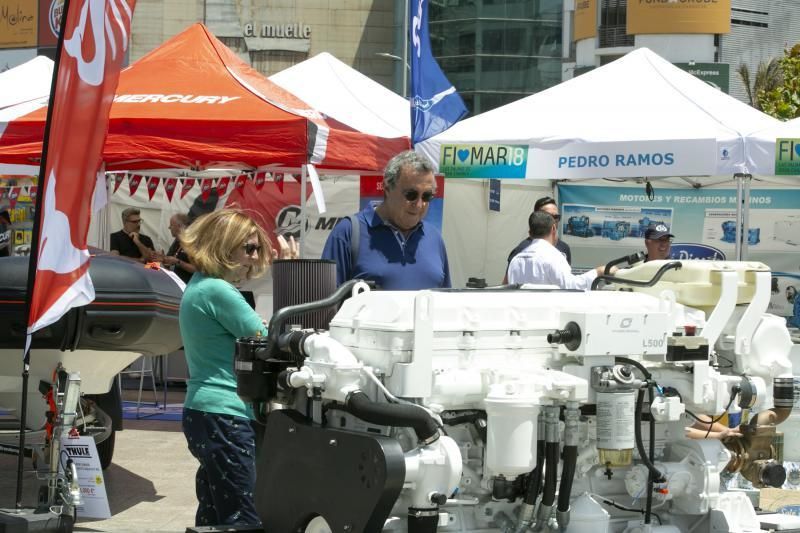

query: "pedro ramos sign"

left=439, top=144, right=528, bottom=178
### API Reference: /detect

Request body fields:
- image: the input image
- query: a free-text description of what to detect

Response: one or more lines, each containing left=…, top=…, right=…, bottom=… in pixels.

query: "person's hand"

left=163, top=255, right=179, bottom=266
left=130, top=232, right=141, bottom=244
left=273, top=235, right=299, bottom=260
left=714, top=426, right=743, bottom=440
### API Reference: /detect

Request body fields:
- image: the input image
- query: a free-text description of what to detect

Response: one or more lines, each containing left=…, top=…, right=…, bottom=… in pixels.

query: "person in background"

left=0, top=209, right=11, bottom=257
left=322, top=150, right=450, bottom=289
left=159, top=213, right=195, bottom=284
left=179, top=208, right=297, bottom=527
left=643, top=224, right=674, bottom=261
left=507, top=196, right=571, bottom=265
left=109, top=207, right=155, bottom=263
left=504, top=196, right=570, bottom=283
left=507, top=211, right=610, bottom=290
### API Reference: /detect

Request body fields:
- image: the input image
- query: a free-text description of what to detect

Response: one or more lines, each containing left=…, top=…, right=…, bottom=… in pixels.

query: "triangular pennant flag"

left=216, top=176, right=231, bottom=197
left=146, top=176, right=161, bottom=201
left=113, top=173, right=125, bottom=193
left=289, top=173, right=300, bottom=183
left=254, top=172, right=266, bottom=190
left=275, top=172, right=285, bottom=194
left=235, top=174, right=247, bottom=191
left=8, top=187, right=20, bottom=209
left=128, top=174, right=143, bottom=196
left=201, top=178, right=215, bottom=201
left=164, top=178, right=178, bottom=202
left=180, top=177, right=196, bottom=199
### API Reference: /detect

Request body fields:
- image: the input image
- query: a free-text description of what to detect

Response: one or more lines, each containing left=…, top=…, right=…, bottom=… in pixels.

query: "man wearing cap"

left=644, top=224, right=674, bottom=261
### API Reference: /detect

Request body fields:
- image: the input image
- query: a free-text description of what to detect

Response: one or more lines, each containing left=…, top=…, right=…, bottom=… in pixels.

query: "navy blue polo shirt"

left=321, top=206, right=451, bottom=290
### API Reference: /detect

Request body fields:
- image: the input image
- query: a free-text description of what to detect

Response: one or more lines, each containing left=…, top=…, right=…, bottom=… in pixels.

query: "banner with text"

left=627, top=0, right=731, bottom=35
left=558, top=183, right=800, bottom=325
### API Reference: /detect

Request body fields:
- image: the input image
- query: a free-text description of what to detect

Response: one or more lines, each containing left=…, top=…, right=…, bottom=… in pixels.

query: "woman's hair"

left=180, top=208, right=272, bottom=280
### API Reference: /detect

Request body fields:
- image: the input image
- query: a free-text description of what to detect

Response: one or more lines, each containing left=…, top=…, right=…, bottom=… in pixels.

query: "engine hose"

left=604, top=252, right=646, bottom=276
left=591, top=261, right=682, bottom=291
left=541, top=441, right=559, bottom=507
left=524, top=439, right=546, bottom=505
left=557, top=445, right=578, bottom=512
left=345, top=391, right=439, bottom=443
left=645, top=384, right=657, bottom=525
left=635, top=388, right=666, bottom=484
left=265, top=278, right=362, bottom=359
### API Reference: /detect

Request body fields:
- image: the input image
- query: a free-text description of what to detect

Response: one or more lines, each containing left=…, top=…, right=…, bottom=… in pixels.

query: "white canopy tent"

left=747, top=117, right=800, bottom=177
left=417, top=47, right=784, bottom=261
left=417, top=47, right=780, bottom=181
left=0, top=56, right=53, bottom=110
left=269, top=52, right=410, bottom=140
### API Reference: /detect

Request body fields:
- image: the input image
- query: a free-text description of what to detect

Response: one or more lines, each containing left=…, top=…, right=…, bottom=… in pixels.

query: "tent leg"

left=734, top=174, right=744, bottom=261
left=300, top=164, right=308, bottom=259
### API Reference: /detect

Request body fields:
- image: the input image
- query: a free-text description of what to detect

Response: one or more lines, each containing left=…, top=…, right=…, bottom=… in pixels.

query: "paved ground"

left=0, top=391, right=197, bottom=532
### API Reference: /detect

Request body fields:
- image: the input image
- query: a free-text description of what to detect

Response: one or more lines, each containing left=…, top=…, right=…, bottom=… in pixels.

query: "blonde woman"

left=178, top=208, right=296, bottom=527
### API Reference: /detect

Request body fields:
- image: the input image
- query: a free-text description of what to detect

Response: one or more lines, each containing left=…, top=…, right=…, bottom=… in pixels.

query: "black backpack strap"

left=348, top=214, right=359, bottom=270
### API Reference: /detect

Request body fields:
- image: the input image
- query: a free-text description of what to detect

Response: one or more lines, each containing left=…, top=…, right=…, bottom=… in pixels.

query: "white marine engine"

left=238, top=260, right=795, bottom=533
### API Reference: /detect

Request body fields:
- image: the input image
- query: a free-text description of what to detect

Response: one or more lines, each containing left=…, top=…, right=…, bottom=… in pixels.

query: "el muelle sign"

left=244, top=21, right=311, bottom=39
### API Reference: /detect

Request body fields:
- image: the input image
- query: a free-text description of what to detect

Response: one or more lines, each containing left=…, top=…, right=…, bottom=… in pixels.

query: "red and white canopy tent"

left=0, top=23, right=408, bottom=173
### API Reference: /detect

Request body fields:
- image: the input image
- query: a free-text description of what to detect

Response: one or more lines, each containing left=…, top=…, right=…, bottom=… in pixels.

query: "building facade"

left=130, top=0, right=398, bottom=90
left=429, top=0, right=567, bottom=115
left=569, top=0, right=800, bottom=103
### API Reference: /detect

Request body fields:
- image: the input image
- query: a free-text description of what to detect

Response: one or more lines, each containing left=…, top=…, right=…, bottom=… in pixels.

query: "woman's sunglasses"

left=243, top=243, right=261, bottom=255
left=403, top=190, right=435, bottom=203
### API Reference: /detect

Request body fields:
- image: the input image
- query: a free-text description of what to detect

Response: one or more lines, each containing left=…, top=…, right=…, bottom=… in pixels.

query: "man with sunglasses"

left=322, top=151, right=451, bottom=290
left=109, top=207, right=156, bottom=263
left=643, top=224, right=674, bottom=261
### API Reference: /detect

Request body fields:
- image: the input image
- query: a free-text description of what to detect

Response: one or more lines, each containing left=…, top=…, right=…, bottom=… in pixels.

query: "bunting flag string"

left=96, top=170, right=313, bottom=201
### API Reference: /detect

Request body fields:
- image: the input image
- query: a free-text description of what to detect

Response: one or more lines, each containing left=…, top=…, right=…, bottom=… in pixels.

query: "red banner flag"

left=273, top=172, right=284, bottom=194
left=234, top=174, right=247, bottom=191
left=113, top=173, right=125, bottom=193
left=200, top=178, right=215, bottom=201
left=216, top=176, right=231, bottom=197
left=8, top=187, right=20, bottom=209
left=254, top=172, right=266, bottom=190
left=27, top=0, right=137, bottom=334
left=29, top=185, right=37, bottom=202
left=128, top=174, right=143, bottom=196
left=146, top=176, right=160, bottom=200
left=180, top=177, right=195, bottom=199
left=164, top=177, right=178, bottom=202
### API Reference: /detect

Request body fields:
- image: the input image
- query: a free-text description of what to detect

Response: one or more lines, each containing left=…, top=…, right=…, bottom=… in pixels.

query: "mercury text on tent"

left=113, top=95, right=241, bottom=104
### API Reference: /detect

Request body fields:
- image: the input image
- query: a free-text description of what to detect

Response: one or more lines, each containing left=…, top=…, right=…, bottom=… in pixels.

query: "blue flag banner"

left=410, top=0, right=467, bottom=145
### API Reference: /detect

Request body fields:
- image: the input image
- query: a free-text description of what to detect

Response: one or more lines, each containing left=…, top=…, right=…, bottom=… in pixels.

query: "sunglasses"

left=402, top=189, right=435, bottom=203
left=126, top=218, right=142, bottom=224
left=243, top=243, right=261, bottom=255
left=552, top=214, right=561, bottom=222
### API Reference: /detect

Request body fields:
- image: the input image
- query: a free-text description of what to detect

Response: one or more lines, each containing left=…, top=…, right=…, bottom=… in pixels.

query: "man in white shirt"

left=507, top=211, right=610, bottom=290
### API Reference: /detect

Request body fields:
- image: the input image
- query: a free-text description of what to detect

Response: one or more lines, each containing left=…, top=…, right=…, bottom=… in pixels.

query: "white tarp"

left=417, top=48, right=781, bottom=180
left=0, top=56, right=53, bottom=110
left=747, top=117, right=800, bottom=177
left=269, top=52, right=409, bottom=139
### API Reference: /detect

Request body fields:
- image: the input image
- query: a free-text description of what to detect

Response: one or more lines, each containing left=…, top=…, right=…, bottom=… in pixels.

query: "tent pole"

left=734, top=174, right=743, bottom=261
left=300, top=164, right=308, bottom=259
left=741, top=174, right=752, bottom=261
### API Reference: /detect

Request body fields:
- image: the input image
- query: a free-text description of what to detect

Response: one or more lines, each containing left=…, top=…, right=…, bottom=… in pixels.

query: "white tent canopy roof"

left=0, top=56, right=53, bottom=110
left=269, top=52, right=409, bottom=140
left=746, top=117, right=800, bottom=177
left=417, top=48, right=781, bottom=180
